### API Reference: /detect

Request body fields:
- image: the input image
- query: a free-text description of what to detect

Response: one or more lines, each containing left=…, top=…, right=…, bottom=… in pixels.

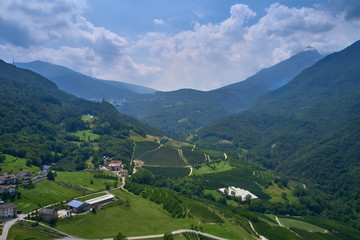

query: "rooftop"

left=67, top=200, right=85, bottom=208
left=0, top=203, right=16, bottom=209
left=85, top=194, right=115, bottom=205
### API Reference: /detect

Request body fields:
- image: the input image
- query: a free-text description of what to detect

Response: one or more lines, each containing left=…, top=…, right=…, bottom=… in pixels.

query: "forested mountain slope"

left=0, top=60, right=154, bottom=171
left=197, top=40, right=360, bottom=225
left=119, top=49, right=322, bottom=138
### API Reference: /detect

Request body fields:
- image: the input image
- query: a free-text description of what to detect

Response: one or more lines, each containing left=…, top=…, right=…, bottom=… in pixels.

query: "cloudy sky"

left=0, top=0, right=359, bottom=91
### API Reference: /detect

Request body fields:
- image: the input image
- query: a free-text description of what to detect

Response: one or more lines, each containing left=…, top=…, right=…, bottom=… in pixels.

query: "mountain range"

left=15, top=60, right=156, bottom=101
left=17, top=49, right=322, bottom=139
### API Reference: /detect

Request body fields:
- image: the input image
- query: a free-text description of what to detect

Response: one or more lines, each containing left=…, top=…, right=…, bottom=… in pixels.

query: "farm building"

left=119, top=169, right=128, bottom=177
left=85, top=194, right=115, bottom=207
left=66, top=200, right=90, bottom=213
left=108, top=161, right=122, bottom=171
left=219, top=186, right=258, bottom=200
left=0, top=174, right=17, bottom=185
left=0, top=203, right=17, bottom=218
left=39, top=208, right=58, bottom=222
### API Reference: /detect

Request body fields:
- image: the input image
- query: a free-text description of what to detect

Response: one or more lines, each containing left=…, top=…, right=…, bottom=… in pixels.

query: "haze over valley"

left=1, top=1, right=360, bottom=240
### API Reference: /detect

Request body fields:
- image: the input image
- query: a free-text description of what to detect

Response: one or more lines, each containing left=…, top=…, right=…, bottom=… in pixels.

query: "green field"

left=133, top=141, right=161, bottom=159
left=264, top=184, right=298, bottom=204
left=143, top=166, right=190, bottom=178
left=13, top=180, right=86, bottom=213
left=72, top=130, right=100, bottom=141
left=138, top=146, right=186, bottom=167
left=7, top=223, right=57, bottom=240
left=1, top=154, right=40, bottom=174
left=278, top=218, right=327, bottom=233
left=192, top=161, right=233, bottom=175
left=56, top=171, right=119, bottom=192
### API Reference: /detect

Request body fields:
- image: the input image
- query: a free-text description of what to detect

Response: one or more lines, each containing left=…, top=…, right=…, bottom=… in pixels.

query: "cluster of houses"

left=0, top=165, right=51, bottom=195
left=104, top=158, right=128, bottom=178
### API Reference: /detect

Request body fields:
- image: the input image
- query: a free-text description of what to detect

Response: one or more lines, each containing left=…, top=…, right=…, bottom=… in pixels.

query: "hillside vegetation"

left=197, top=40, right=360, bottom=228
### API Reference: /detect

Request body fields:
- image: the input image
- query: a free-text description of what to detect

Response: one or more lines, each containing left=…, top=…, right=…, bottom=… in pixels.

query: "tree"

left=114, top=232, right=126, bottom=240
left=163, top=233, right=173, bottom=240
left=47, top=171, right=55, bottom=181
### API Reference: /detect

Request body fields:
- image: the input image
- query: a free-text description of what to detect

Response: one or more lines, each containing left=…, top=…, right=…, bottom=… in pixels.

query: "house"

left=40, top=165, right=50, bottom=174
left=38, top=208, right=58, bottom=222
left=66, top=200, right=90, bottom=213
left=0, top=185, right=15, bottom=194
left=133, top=160, right=144, bottom=167
left=16, top=170, right=31, bottom=183
left=0, top=203, right=17, bottom=218
left=119, top=169, right=128, bottom=178
left=108, top=161, right=122, bottom=171
left=85, top=194, right=115, bottom=208
left=0, top=174, right=17, bottom=185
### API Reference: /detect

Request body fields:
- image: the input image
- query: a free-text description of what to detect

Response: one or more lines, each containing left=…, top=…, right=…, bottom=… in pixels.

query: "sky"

left=0, top=0, right=360, bottom=91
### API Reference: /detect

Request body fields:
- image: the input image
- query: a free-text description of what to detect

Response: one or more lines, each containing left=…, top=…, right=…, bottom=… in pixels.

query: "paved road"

left=0, top=214, right=25, bottom=240
left=55, top=228, right=229, bottom=240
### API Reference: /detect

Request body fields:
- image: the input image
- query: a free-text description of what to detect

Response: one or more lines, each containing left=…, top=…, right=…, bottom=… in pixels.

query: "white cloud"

left=0, top=1, right=360, bottom=91
left=153, top=18, right=165, bottom=25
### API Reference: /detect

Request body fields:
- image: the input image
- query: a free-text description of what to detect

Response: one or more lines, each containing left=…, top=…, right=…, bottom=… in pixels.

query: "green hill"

left=197, top=40, right=360, bottom=227
left=0, top=60, right=152, bottom=171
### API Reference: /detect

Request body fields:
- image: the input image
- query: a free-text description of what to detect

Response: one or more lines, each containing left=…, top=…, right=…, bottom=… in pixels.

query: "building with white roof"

left=219, top=186, right=258, bottom=200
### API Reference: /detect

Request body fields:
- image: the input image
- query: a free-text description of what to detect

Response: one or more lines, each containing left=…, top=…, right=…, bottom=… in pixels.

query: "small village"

left=0, top=157, right=129, bottom=236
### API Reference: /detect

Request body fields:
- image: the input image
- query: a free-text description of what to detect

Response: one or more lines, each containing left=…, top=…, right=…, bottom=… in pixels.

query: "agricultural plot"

left=253, top=221, right=302, bottom=240
left=166, top=139, right=189, bottom=148
left=13, top=180, right=85, bottom=213
left=277, top=218, right=327, bottom=233
left=133, top=141, right=160, bottom=159
left=179, top=197, right=224, bottom=224
left=181, top=146, right=206, bottom=165
left=143, top=166, right=190, bottom=178
left=138, top=146, right=187, bottom=167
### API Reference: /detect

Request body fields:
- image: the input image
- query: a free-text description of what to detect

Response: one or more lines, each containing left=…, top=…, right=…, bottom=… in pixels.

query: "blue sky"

left=0, top=0, right=359, bottom=91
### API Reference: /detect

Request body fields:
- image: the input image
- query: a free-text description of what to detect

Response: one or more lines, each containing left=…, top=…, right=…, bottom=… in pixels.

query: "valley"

left=0, top=35, right=360, bottom=240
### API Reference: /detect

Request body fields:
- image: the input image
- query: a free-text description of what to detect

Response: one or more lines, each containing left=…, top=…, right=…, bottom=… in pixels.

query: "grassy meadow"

left=192, top=161, right=233, bottom=175
left=55, top=189, right=255, bottom=239
left=1, top=154, right=40, bottom=174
